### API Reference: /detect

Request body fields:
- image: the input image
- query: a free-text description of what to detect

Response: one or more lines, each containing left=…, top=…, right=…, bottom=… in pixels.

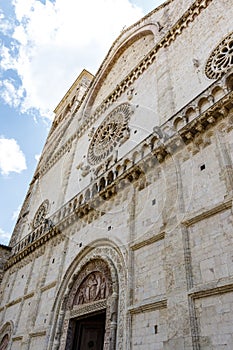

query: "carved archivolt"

left=60, top=259, right=115, bottom=350
left=205, top=32, right=233, bottom=79
left=50, top=245, right=126, bottom=350
left=87, top=103, right=133, bottom=166
left=0, top=322, right=13, bottom=350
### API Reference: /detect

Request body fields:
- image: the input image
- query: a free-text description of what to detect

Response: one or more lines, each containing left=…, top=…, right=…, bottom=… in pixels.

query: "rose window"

left=205, top=32, right=233, bottom=79
left=87, top=103, right=132, bottom=165
left=32, top=200, right=49, bottom=228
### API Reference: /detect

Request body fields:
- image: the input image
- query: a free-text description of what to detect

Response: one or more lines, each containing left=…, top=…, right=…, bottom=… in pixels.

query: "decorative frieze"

left=70, top=299, right=107, bottom=318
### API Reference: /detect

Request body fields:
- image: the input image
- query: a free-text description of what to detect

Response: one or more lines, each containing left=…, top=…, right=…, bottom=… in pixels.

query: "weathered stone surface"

left=1, top=0, right=233, bottom=349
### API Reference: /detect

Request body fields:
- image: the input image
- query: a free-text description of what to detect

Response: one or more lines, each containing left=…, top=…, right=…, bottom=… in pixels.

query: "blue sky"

left=0, top=0, right=165, bottom=245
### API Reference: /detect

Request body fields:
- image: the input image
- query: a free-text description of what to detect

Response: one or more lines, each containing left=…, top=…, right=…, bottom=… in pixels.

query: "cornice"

left=189, top=280, right=233, bottom=299
left=182, top=198, right=232, bottom=226
left=30, top=330, right=46, bottom=337
left=69, top=299, right=107, bottom=319
left=12, top=336, right=23, bottom=341
left=128, top=297, right=167, bottom=314
left=4, top=291, right=35, bottom=309
left=39, top=0, right=213, bottom=177
left=6, top=227, right=61, bottom=269
left=0, top=244, right=11, bottom=251
left=131, top=231, right=165, bottom=251
left=40, top=281, right=57, bottom=292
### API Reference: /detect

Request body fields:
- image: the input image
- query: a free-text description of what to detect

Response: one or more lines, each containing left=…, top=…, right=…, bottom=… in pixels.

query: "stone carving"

left=0, top=335, right=9, bottom=350
left=127, top=88, right=134, bottom=101
left=67, top=259, right=112, bottom=310
left=76, top=162, right=91, bottom=177
left=87, top=103, right=132, bottom=166
left=32, top=200, right=49, bottom=228
left=0, top=322, right=13, bottom=350
left=205, top=31, right=233, bottom=79
left=50, top=246, right=126, bottom=350
left=74, top=271, right=109, bottom=305
left=88, top=127, right=96, bottom=139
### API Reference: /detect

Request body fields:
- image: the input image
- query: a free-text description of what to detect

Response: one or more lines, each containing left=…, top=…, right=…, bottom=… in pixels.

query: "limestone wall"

left=0, top=245, right=11, bottom=284
left=1, top=0, right=233, bottom=349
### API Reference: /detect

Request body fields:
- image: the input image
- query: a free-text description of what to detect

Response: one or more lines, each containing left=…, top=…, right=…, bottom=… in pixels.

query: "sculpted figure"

left=85, top=273, right=99, bottom=302
left=100, top=277, right=107, bottom=299
left=74, top=272, right=109, bottom=306
left=76, top=287, right=85, bottom=305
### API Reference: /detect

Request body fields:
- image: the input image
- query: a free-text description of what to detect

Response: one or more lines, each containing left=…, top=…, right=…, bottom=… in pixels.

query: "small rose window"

left=205, top=32, right=233, bottom=79
left=32, top=200, right=49, bottom=228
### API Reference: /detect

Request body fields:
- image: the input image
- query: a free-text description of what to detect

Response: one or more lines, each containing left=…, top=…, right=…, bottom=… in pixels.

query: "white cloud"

left=0, top=79, right=24, bottom=108
left=0, top=10, right=13, bottom=35
left=0, top=137, right=27, bottom=175
left=0, top=227, right=11, bottom=246
left=0, top=0, right=145, bottom=119
left=35, top=153, right=41, bottom=162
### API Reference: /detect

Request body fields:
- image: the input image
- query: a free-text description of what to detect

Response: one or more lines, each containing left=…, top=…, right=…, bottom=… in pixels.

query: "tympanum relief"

left=73, top=271, right=110, bottom=306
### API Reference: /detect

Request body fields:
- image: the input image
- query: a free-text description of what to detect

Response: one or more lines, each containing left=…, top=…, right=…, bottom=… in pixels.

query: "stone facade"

left=0, top=246, right=11, bottom=285
left=1, top=0, right=233, bottom=349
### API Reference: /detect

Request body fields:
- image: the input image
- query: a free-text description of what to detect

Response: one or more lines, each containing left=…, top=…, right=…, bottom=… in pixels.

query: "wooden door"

left=72, top=313, right=106, bottom=350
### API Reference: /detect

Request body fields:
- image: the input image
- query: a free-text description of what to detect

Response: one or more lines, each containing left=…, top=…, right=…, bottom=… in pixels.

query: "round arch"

left=82, top=23, right=159, bottom=117
left=47, top=241, right=127, bottom=350
left=0, top=321, right=13, bottom=350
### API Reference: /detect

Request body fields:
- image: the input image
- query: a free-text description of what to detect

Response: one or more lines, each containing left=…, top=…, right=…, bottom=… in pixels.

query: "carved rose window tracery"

left=205, top=32, right=233, bottom=79
left=32, top=199, right=49, bottom=228
left=87, top=103, right=133, bottom=166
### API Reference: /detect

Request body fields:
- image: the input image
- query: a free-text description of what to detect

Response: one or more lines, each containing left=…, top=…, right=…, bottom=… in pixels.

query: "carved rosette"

left=87, top=103, right=133, bottom=166
left=32, top=199, right=49, bottom=228
left=205, top=32, right=233, bottom=79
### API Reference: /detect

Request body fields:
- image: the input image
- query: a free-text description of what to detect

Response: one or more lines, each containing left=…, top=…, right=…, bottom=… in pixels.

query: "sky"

left=0, top=0, right=165, bottom=245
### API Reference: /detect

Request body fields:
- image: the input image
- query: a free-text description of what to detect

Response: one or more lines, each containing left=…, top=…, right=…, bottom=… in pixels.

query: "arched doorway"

left=57, top=257, right=119, bottom=350
left=49, top=244, right=127, bottom=350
